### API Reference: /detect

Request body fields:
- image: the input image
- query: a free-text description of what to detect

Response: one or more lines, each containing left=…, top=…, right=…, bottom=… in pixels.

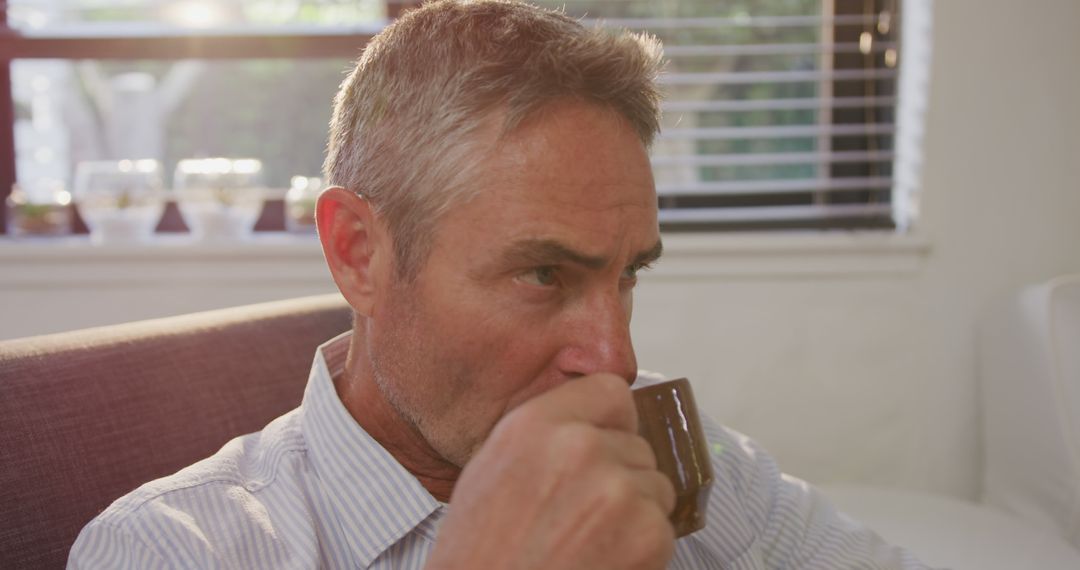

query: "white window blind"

left=534, top=0, right=901, bottom=231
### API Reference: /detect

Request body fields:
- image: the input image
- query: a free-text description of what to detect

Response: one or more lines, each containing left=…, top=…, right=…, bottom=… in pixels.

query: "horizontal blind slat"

left=658, top=203, right=892, bottom=223
left=652, top=150, right=893, bottom=168
left=661, top=96, right=895, bottom=113
left=660, top=69, right=897, bottom=86
left=658, top=177, right=893, bottom=196
left=660, top=124, right=895, bottom=140
left=589, top=14, right=880, bottom=30
left=663, top=42, right=897, bottom=57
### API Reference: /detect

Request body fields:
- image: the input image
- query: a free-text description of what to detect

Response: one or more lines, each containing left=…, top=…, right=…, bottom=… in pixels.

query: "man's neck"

left=327, top=332, right=460, bottom=503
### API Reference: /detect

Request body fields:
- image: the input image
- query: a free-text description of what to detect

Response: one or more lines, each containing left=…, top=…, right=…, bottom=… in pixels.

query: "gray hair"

left=323, top=0, right=664, bottom=280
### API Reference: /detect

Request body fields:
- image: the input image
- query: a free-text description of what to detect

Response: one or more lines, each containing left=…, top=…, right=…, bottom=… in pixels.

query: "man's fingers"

left=631, top=468, right=678, bottom=517
left=595, top=429, right=656, bottom=470
left=517, top=373, right=638, bottom=433
left=555, top=424, right=677, bottom=516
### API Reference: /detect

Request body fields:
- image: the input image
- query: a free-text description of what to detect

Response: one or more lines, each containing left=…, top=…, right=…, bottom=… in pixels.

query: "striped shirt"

left=69, top=334, right=927, bottom=569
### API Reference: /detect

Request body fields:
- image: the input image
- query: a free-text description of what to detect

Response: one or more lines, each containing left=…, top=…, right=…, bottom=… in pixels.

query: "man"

left=70, top=1, right=926, bottom=568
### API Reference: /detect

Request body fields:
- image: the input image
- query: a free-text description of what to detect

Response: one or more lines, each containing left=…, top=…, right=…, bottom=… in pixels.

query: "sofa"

left=3, top=280, right=1079, bottom=569
left=0, top=294, right=353, bottom=569
left=821, top=274, right=1080, bottom=568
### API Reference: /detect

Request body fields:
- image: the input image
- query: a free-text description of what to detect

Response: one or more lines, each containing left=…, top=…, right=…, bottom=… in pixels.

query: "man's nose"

left=558, top=292, right=638, bottom=383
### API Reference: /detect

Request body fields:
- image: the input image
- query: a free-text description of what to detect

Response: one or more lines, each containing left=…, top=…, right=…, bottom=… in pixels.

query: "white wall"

left=633, top=0, right=1080, bottom=499
left=0, top=237, right=338, bottom=339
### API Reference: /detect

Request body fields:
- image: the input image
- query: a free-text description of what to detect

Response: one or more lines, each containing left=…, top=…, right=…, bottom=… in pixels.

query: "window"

left=531, top=0, right=902, bottom=231
left=0, top=0, right=903, bottom=235
left=0, top=0, right=394, bottom=234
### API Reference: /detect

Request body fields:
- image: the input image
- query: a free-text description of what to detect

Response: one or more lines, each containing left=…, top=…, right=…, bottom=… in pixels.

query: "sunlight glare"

left=165, top=1, right=227, bottom=29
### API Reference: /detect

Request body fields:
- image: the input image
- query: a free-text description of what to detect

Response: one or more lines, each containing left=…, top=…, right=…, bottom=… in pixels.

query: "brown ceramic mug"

left=632, top=377, right=714, bottom=537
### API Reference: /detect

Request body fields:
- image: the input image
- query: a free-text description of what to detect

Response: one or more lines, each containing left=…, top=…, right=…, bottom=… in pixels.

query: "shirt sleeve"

left=67, top=518, right=171, bottom=570
left=697, top=416, right=930, bottom=569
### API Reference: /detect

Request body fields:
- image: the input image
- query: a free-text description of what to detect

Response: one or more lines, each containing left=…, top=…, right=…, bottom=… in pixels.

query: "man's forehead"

left=470, top=108, right=657, bottom=201
left=429, top=99, right=659, bottom=257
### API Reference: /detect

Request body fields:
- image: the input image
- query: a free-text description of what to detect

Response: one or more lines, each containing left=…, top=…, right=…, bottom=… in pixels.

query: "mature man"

left=70, top=1, right=925, bottom=568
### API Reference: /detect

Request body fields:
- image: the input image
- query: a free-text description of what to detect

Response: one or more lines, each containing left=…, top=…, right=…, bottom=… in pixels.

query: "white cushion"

left=820, top=485, right=1080, bottom=569
left=980, top=274, right=1080, bottom=547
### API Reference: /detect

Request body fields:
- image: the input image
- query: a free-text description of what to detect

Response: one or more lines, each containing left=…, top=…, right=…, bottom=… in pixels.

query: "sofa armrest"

left=980, top=274, right=1080, bottom=549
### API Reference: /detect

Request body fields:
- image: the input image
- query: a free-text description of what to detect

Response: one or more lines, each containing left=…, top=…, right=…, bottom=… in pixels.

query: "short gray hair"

left=324, top=0, right=664, bottom=279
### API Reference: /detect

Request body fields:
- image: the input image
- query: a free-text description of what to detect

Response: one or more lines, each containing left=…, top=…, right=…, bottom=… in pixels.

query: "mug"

left=632, top=377, right=714, bottom=537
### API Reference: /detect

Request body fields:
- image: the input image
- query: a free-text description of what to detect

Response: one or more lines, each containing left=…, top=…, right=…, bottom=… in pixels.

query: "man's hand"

left=425, top=373, right=677, bottom=570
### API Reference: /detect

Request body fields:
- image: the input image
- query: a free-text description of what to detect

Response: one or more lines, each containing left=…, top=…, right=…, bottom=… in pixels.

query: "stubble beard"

left=369, top=280, right=477, bottom=469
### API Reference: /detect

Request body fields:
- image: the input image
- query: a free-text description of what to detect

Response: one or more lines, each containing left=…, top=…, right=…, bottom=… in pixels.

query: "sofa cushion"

left=821, top=485, right=1080, bottom=569
left=0, top=294, right=352, bottom=569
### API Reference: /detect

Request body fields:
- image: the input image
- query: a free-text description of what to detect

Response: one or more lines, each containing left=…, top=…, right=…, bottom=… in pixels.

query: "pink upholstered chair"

left=0, top=294, right=352, bottom=569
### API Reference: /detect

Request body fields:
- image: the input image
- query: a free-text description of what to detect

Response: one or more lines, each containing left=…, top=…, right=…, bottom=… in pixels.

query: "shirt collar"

left=300, top=332, right=442, bottom=567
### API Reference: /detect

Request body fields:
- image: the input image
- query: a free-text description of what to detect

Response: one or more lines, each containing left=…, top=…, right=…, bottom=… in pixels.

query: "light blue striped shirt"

left=69, top=334, right=926, bottom=569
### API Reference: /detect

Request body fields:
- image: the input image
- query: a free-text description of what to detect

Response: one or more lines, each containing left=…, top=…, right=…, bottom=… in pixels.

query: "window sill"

left=0, top=230, right=931, bottom=285
left=0, top=233, right=330, bottom=288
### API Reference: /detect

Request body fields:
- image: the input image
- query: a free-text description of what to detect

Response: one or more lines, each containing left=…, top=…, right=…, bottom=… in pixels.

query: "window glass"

left=532, top=0, right=898, bottom=230
left=7, top=0, right=384, bottom=30
left=13, top=58, right=350, bottom=194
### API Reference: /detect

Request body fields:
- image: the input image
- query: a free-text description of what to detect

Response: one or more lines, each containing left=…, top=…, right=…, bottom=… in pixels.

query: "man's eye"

left=520, top=266, right=558, bottom=287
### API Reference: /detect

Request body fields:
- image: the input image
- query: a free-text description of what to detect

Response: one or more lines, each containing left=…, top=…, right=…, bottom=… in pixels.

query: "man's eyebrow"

left=634, top=239, right=664, bottom=267
left=499, top=238, right=664, bottom=270
left=501, top=239, right=608, bottom=270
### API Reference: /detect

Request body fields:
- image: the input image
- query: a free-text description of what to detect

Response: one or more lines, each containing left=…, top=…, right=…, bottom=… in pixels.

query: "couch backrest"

left=0, top=295, right=352, bottom=569
left=980, top=274, right=1080, bottom=550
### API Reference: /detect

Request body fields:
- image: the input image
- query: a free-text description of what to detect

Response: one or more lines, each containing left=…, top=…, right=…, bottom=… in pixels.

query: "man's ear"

left=316, top=187, right=389, bottom=317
